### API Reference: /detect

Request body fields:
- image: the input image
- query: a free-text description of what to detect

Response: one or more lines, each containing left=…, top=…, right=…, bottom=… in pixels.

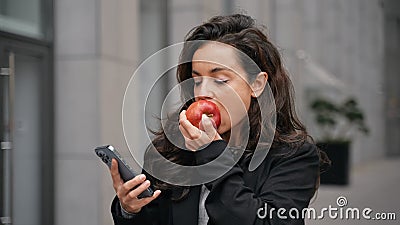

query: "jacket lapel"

left=171, top=186, right=201, bottom=225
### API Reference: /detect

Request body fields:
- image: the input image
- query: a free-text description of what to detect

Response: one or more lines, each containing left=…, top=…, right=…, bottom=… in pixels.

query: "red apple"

left=186, top=100, right=221, bottom=130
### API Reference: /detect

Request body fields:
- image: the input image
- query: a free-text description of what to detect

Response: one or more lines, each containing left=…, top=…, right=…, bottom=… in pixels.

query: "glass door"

left=0, top=37, right=53, bottom=225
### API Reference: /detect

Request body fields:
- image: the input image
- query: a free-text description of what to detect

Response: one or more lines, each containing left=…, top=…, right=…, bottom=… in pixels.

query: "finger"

left=179, top=124, right=192, bottom=139
left=201, top=114, right=217, bottom=139
left=110, top=159, right=123, bottom=191
left=137, top=190, right=162, bottom=207
left=183, top=136, right=196, bottom=151
left=179, top=119, right=202, bottom=139
left=179, top=111, right=192, bottom=135
left=179, top=110, right=201, bottom=132
left=178, top=110, right=192, bottom=129
left=179, top=110, right=187, bottom=121
left=128, top=180, right=151, bottom=199
left=185, top=141, right=198, bottom=151
left=119, top=174, right=146, bottom=195
left=179, top=110, right=193, bottom=130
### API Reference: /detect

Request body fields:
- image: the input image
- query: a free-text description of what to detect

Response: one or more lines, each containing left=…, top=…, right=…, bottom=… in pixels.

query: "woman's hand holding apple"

left=179, top=100, right=222, bottom=151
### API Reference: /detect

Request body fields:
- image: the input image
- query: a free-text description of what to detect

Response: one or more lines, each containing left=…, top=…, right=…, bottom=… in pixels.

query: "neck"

left=221, top=118, right=249, bottom=148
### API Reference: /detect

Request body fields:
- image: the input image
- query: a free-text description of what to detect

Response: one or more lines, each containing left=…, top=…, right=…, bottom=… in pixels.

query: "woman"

left=109, top=14, right=330, bottom=225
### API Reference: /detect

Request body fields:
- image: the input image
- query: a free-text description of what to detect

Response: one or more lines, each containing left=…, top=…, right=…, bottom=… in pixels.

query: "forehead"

left=192, top=43, right=245, bottom=75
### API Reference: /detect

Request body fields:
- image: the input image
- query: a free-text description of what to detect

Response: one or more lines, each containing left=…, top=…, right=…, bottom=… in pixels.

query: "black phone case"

left=95, top=145, right=154, bottom=198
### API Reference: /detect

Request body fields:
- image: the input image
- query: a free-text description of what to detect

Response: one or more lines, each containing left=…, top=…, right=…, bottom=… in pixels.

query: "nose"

left=194, top=78, right=213, bottom=101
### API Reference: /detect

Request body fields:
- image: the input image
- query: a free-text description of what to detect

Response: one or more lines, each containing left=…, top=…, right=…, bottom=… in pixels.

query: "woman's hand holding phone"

left=110, top=159, right=161, bottom=214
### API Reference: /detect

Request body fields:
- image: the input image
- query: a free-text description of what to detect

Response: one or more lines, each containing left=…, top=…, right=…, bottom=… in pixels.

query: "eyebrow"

left=192, top=67, right=234, bottom=76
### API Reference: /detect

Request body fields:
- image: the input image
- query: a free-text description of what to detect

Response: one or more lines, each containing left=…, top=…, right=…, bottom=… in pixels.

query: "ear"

left=251, top=72, right=268, bottom=98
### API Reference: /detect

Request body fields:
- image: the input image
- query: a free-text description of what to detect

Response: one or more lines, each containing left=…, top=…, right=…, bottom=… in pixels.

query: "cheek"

left=217, top=91, right=251, bottom=131
left=217, top=108, right=231, bottom=134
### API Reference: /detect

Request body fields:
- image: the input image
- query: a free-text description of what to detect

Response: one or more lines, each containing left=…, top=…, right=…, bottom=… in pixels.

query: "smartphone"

left=95, top=145, right=154, bottom=198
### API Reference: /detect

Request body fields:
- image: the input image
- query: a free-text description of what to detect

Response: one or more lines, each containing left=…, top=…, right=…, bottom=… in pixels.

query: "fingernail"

left=139, top=174, right=146, bottom=180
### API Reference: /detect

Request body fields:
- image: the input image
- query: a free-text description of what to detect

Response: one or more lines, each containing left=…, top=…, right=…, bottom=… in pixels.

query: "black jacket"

left=111, top=140, right=319, bottom=225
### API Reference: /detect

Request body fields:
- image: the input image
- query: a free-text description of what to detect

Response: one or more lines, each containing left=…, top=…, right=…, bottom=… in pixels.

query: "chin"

left=217, top=124, right=230, bottom=135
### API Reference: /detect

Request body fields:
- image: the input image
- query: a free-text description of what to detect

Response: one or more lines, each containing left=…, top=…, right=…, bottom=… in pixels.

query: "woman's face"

left=191, top=43, right=253, bottom=135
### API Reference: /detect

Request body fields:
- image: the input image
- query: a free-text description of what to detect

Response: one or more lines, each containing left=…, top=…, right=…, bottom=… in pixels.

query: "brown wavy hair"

left=146, top=14, right=330, bottom=200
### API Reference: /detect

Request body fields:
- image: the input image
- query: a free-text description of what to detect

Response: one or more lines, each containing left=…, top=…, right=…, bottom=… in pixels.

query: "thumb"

left=201, top=114, right=217, bottom=138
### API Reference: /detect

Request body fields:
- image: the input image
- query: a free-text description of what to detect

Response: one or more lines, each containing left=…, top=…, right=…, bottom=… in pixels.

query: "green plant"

left=310, top=97, right=369, bottom=143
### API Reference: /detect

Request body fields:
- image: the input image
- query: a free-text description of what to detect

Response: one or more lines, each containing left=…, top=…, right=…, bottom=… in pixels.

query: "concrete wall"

left=55, top=0, right=139, bottom=224
left=261, top=0, right=386, bottom=165
left=384, top=0, right=400, bottom=156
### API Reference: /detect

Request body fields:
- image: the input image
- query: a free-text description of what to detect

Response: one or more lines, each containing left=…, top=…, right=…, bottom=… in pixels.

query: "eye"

left=214, top=79, right=229, bottom=85
left=193, top=77, right=202, bottom=86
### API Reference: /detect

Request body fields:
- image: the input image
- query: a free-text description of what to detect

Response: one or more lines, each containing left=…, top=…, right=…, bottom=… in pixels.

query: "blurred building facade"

left=0, top=0, right=399, bottom=225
